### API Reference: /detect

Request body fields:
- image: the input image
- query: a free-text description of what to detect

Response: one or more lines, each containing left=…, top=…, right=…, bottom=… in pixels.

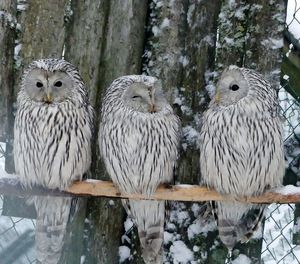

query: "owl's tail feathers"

left=36, top=222, right=67, bottom=264
left=139, top=224, right=164, bottom=264
left=218, top=206, right=266, bottom=250
left=34, top=197, right=73, bottom=264
left=236, top=206, right=266, bottom=243
left=218, top=218, right=238, bottom=251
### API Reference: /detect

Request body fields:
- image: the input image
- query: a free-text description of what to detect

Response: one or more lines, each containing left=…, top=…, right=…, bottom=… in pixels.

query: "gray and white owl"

left=14, top=58, right=94, bottom=190
left=99, top=75, right=180, bottom=263
left=199, top=66, right=285, bottom=251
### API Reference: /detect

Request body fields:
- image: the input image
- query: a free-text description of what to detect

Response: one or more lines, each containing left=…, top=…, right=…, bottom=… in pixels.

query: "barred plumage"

left=31, top=196, right=76, bottom=264
left=99, top=75, right=180, bottom=263
left=14, top=59, right=94, bottom=190
left=199, top=66, right=285, bottom=250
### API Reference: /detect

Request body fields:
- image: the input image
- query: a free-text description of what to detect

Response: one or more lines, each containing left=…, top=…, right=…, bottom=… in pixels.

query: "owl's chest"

left=25, top=105, right=76, bottom=144
left=111, top=119, right=164, bottom=158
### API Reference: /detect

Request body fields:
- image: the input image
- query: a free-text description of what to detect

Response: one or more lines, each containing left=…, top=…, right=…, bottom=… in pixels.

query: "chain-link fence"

left=259, top=1, right=300, bottom=259
left=0, top=195, right=36, bottom=264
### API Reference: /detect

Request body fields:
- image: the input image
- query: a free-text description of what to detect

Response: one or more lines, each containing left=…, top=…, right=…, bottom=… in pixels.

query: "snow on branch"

left=0, top=177, right=300, bottom=204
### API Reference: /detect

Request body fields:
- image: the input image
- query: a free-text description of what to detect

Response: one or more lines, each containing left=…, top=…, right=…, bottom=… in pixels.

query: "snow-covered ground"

left=286, top=0, right=300, bottom=41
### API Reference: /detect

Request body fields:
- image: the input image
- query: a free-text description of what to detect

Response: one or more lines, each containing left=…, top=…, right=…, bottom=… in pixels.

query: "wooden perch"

left=0, top=177, right=299, bottom=204
left=66, top=180, right=300, bottom=204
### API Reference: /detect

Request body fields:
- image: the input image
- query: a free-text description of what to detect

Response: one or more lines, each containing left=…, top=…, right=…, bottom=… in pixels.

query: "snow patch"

left=160, top=18, right=170, bottom=29
left=283, top=74, right=290, bottom=81
left=170, top=240, right=194, bottom=263
left=119, top=246, right=131, bottom=263
left=232, top=254, right=252, bottom=264
left=164, top=231, right=173, bottom=244
left=187, top=4, right=195, bottom=26
left=235, top=7, right=246, bottom=20
left=152, top=25, right=161, bottom=37
left=188, top=218, right=216, bottom=239
left=182, top=126, right=200, bottom=146
left=0, top=11, right=17, bottom=28
left=286, top=0, right=300, bottom=40
left=108, top=200, right=115, bottom=206
left=80, top=255, right=86, bottom=264
left=261, top=38, right=283, bottom=49
left=275, top=185, right=300, bottom=195
left=224, top=37, right=235, bottom=46
left=179, top=56, right=189, bottom=67
left=124, top=217, right=133, bottom=232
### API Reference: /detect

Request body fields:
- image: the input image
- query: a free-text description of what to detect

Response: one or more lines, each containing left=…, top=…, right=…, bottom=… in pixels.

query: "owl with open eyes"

left=14, top=58, right=94, bottom=190
left=99, top=75, right=180, bottom=263
left=199, top=66, right=285, bottom=252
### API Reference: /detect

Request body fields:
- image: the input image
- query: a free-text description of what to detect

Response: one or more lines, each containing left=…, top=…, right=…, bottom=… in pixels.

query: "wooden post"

left=0, top=0, right=16, bottom=172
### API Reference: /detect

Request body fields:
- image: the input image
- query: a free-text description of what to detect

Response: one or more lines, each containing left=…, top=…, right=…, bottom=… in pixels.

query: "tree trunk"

left=19, top=0, right=67, bottom=65
left=64, top=1, right=148, bottom=263
left=0, top=0, right=16, bottom=172
left=144, top=0, right=221, bottom=184
left=64, top=0, right=110, bottom=108
left=244, top=0, right=286, bottom=88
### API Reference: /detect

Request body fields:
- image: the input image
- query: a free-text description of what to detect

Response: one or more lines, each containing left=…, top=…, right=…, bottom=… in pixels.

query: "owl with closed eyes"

left=99, top=75, right=180, bottom=263
left=199, top=66, right=285, bottom=253
left=14, top=58, right=94, bottom=190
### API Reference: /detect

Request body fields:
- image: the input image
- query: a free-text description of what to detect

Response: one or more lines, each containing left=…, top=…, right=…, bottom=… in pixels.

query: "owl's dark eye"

left=54, top=81, right=62, bottom=87
left=230, top=84, right=240, bottom=91
left=36, top=82, right=43, bottom=88
left=132, top=95, right=142, bottom=99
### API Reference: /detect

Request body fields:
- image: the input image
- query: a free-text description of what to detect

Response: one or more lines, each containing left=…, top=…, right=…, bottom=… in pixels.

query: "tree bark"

left=19, top=0, right=68, bottom=65
left=0, top=0, right=16, bottom=172
left=64, top=1, right=148, bottom=263
left=64, top=0, right=110, bottom=108
left=145, top=0, right=221, bottom=184
left=244, top=0, right=286, bottom=88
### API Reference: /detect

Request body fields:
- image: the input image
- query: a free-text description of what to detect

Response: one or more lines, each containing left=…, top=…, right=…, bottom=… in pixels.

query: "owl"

left=199, top=66, right=285, bottom=251
left=14, top=58, right=94, bottom=190
left=99, top=75, right=180, bottom=263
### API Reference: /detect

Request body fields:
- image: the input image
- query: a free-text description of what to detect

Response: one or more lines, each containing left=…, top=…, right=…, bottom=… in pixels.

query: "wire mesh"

left=0, top=195, right=36, bottom=264
left=260, top=0, right=300, bottom=261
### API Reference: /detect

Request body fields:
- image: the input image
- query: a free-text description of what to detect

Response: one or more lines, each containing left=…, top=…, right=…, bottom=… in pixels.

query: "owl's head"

left=213, top=65, right=273, bottom=107
left=21, top=59, right=86, bottom=104
left=214, top=66, right=250, bottom=107
left=122, top=81, right=167, bottom=113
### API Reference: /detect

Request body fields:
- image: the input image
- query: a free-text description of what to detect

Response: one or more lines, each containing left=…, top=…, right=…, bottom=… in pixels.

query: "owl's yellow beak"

left=215, top=90, right=221, bottom=104
left=149, top=103, right=156, bottom=113
left=44, top=92, right=53, bottom=103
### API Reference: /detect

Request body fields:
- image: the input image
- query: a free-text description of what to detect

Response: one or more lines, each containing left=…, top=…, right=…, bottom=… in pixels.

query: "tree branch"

left=66, top=180, right=300, bottom=204
left=1, top=177, right=299, bottom=203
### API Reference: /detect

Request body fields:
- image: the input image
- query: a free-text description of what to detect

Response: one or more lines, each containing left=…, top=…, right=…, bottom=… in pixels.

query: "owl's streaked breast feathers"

left=99, top=75, right=181, bottom=196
